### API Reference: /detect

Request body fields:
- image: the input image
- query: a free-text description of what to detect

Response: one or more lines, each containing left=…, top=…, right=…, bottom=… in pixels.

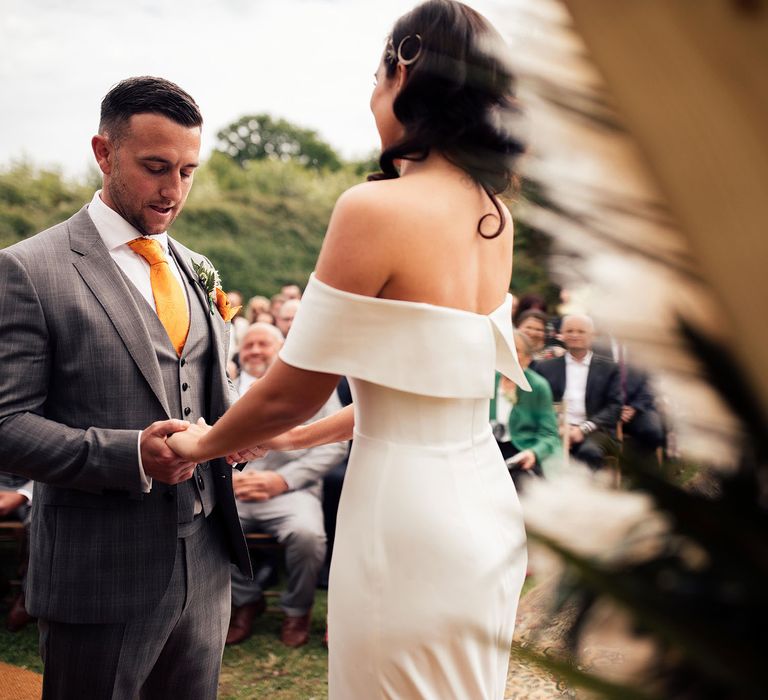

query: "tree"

left=216, top=114, right=342, bottom=171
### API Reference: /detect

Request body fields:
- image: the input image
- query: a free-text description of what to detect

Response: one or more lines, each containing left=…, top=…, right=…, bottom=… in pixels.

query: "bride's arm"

left=169, top=359, right=341, bottom=461
left=265, top=404, right=354, bottom=451
left=168, top=184, right=394, bottom=463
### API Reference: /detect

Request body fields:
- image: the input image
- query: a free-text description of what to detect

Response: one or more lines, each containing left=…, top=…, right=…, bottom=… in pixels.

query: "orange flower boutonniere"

left=192, top=259, right=240, bottom=322
left=215, top=287, right=240, bottom=323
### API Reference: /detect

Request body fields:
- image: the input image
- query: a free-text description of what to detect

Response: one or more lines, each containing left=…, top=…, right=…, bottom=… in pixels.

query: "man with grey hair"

left=228, top=322, right=347, bottom=647
left=536, top=314, right=622, bottom=469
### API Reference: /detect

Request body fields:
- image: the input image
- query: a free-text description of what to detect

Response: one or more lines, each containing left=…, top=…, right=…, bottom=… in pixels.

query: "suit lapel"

left=554, top=356, right=567, bottom=400
left=69, top=209, right=172, bottom=418
left=585, top=357, right=600, bottom=414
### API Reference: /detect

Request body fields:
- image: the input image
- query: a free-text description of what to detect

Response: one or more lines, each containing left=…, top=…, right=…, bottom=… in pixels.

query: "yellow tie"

left=127, top=238, right=190, bottom=356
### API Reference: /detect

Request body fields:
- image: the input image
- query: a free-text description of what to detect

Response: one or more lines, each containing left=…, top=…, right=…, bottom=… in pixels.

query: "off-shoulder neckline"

left=309, top=273, right=510, bottom=320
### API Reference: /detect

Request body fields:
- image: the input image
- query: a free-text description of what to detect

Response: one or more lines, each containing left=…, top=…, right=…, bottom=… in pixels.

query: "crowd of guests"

left=1, top=282, right=668, bottom=645
left=494, top=290, right=667, bottom=489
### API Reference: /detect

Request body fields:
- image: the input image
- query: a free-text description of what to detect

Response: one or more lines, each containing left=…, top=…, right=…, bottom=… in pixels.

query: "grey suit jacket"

left=0, top=206, right=250, bottom=623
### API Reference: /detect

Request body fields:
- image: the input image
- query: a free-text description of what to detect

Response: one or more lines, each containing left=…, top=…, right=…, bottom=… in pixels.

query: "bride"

left=169, top=1, right=530, bottom=697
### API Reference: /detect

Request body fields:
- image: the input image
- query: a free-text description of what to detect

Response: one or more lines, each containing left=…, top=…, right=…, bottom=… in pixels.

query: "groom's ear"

left=91, top=134, right=114, bottom=175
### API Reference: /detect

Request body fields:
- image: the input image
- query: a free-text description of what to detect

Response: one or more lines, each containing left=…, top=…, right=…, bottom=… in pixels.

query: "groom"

left=0, top=76, right=250, bottom=698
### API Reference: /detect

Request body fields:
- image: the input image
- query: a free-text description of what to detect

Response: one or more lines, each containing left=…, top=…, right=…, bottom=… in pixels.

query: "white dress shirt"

left=87, top=190, right=186, bottom=309
left=564, top=351, right=593, bottom=425
left=87, top=190, right=188, bottom=493
left=236, top=370, right=260, bottom=396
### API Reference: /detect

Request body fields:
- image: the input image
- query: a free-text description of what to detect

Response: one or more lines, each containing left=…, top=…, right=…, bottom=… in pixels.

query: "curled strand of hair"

left=478, top=189, right=505, bottom=240
left=368, top=140, right=430, bottom=182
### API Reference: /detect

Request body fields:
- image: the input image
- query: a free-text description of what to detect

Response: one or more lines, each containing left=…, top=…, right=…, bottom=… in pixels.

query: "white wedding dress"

left=280, top=274, right=530, bottom=700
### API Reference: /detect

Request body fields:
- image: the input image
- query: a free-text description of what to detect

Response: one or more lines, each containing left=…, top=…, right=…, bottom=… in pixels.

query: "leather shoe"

left=6, top=592, right=32, bottom=632
left=225, top=596, right=266, bottom=645
left=280, top=611, right=311, bottom=648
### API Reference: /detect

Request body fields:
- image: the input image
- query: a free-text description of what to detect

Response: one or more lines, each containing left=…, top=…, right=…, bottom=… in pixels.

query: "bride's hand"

left=167, top=418, right=210, bottom=462
left=225, top=429, right=299, bottom=465
left=225, top=445, right=269, bottom=466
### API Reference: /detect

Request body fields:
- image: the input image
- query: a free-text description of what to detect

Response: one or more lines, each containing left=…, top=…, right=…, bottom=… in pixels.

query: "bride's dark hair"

left=368, top=0, right=524, bottom=239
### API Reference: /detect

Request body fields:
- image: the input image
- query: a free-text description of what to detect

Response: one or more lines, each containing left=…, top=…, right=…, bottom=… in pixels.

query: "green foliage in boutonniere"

left=192, top=259, right=220, bottom=316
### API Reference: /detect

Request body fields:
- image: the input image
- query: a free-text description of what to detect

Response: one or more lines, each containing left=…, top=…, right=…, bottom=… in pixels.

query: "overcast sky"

left=1, top=0, right=508, bottom=178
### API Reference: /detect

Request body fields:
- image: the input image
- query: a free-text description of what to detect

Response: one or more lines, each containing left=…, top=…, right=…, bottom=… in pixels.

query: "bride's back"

left=315, top=155, right=514, bottom=315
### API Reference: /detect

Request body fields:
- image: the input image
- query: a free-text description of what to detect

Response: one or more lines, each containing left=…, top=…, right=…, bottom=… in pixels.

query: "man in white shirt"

left=536, top=314, right=622, bottom=469
left=227, top=322, right=347, bottom=647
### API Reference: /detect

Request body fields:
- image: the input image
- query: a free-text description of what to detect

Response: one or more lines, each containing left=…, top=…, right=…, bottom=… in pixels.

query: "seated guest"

left=491, top=333, right=561, bottom=490
left=270, top=293, right=287, bottom=318
left=513, top=293, right=547, bottom=326
left=246, top=294, right=271, bottom=323
left=536, top=314, right=622, bottom=470
left=226, top=290, right=249, bottom=361
left=621, top=365, right=666, bottom=458
left=0, top=472, right=33, bottom=631
left=280, top=283, right=302, bottom=301
left=228, top=323, right=347, bottom=648
left=276, top=299, right=301, bottom=338
left=516, top=309, right=564, bottom=363
left=516, top=310, right=547, bottom=354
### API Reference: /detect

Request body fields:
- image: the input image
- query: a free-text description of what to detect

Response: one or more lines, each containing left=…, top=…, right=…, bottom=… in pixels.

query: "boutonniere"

left=191, top=260, right=241, bottom=322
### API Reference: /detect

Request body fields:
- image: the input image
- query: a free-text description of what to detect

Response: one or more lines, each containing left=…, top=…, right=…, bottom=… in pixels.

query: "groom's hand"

left=140, top=419, right=196, bottom=485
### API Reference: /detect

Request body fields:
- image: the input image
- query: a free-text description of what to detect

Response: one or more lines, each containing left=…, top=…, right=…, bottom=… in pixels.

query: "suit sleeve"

left=275, top=393, right=348, bottom=492
left=0, top=250, right=143, bottom=495
left=627, top=369, right=656, bottom=413
left=589, top=362, right=623, bottom=430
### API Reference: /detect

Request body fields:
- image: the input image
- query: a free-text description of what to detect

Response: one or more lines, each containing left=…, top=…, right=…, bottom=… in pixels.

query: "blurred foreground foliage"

left=518, top=322, right=768, bottom=699
left=0, top=124, right=556, bottom=301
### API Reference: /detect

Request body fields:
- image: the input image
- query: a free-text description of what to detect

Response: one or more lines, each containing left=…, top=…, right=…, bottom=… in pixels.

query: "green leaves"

left=216, top=114, right=343, bottom=172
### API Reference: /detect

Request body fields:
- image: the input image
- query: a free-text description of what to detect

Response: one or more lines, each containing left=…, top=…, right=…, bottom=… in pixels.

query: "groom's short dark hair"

left=99, top=76, right=203, bottom=143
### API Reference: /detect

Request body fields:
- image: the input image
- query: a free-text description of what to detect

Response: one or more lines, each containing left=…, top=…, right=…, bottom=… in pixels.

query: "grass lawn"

left=0, top=541, right=540, bottom=700
left=0, top=540, right=329, bottom=700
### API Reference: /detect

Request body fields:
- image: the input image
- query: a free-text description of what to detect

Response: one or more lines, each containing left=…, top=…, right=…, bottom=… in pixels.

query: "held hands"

left=164, top=418, right=210, bottom=464
left=621, top=405, right=637, bottom=423
left=233, top=470, right=288, bottom=502
left=140, top=419, right=197, bottom=485
left=225, top=430, right=298, bottom=466
left=568, top=425, right=586, bottom=445
left=163, top=418, right=298, bottom=468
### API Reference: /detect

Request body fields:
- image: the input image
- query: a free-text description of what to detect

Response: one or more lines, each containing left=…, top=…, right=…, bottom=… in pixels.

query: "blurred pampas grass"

left=489, top=1, right=768, bottom=698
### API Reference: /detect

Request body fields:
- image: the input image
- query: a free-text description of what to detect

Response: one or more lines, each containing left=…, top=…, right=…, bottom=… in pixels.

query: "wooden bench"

left=245, top=531, right=282, bottom=551
left=244, top=532, right=285, bottom=607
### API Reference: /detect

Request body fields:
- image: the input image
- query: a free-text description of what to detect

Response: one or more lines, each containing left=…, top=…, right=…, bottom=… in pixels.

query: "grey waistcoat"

left=122, top=255, right=218, bottom=526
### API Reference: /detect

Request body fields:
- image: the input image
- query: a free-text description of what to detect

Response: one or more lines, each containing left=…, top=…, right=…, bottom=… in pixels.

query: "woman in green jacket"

left=491, top=331, right=562, bottom=489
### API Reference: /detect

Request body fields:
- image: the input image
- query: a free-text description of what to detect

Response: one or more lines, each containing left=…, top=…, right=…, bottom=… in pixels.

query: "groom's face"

left=99, top=113, right=201, bottom=235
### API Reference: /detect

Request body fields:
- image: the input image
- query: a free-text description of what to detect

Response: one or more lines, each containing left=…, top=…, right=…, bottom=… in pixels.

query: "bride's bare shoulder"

left=315, top=180, right=410, bottom=295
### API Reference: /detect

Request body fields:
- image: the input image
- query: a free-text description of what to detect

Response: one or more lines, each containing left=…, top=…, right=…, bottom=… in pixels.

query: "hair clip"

left=397, top=34, right=423, bottom=66
left=384, top=36, right=397, bottom=65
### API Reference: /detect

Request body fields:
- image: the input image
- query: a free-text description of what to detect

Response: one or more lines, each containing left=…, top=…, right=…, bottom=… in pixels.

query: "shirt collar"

left=566, top=350, right=593, bottom=367
left=87, top=190, right=170, bottom=254
left=238, top=370, right=260, bottom=393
